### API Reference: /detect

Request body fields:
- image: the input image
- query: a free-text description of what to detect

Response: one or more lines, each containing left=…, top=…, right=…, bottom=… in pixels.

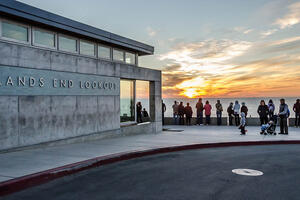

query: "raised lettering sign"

left=0, top=66, right=120, bottom=96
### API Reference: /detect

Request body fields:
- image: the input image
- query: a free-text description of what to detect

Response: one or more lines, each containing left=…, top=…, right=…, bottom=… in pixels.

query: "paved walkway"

left=0, top=125, right=299, bottom=183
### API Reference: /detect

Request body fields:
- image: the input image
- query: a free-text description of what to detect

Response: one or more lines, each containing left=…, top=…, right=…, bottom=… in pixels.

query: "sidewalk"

left=0, top=125, right=299, bottom=183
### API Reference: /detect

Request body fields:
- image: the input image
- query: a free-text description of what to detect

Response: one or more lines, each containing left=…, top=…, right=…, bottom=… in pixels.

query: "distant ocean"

left=162, top=97, right=299, bottom=118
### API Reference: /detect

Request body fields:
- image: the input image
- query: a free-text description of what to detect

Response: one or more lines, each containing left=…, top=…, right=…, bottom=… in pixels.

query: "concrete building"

left=0, top=1, right=162, bottom=151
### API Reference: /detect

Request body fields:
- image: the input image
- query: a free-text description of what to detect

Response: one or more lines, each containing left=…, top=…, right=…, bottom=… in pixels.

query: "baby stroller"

left=260, top=115, right=278, bottom=135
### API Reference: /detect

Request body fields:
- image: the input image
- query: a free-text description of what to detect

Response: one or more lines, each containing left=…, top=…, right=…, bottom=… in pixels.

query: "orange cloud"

left=161, top=38, right=300, bottom=98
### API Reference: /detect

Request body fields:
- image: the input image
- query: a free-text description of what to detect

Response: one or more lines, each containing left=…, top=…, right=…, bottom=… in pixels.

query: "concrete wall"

left=164, top=117, right=297, bottom=126
left=0, top=41, right=162, bottom=151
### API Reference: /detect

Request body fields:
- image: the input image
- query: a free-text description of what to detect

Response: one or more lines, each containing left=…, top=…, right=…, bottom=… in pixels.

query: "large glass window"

left=136, top=80, right=150, bottom=122
left=80, top=40, right=95, bottom=56
left=98, top=45, right=111, bottom=59
left=113, top=49, right=124, bottom=62
left=58, top=35, right=77, bottom=53
left=1, top=21, right=28, bottom=42
left=120, top=80, right=135, bottom=122
left=33, top=29, right=55, bottom=48
left=125, top=52, right=136, bottom=65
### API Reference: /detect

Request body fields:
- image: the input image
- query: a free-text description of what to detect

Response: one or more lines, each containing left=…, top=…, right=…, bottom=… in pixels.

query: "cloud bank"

left=161, top=37, right=300, bottom=98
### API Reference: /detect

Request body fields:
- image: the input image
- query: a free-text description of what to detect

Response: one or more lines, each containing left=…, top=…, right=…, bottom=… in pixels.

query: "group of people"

left=136, top=102, right=149, bottom=123
left=171, top=98, right=222, bottom=126
left=170, top=101, right=194, bottom=125
left=166, top=98, right=300, bottom=135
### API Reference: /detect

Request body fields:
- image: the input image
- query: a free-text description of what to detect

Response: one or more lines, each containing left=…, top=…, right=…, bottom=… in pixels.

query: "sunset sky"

left=20, top=0, right=300, bottom=98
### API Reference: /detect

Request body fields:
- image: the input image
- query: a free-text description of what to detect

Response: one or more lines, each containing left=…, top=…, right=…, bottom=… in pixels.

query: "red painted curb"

left=1, top=140, right=300, bottom=196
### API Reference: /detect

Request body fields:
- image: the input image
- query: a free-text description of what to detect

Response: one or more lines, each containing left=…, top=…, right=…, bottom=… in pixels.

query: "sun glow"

left=161, top=36, right=300, bottom=98
left=180, top=88, right=207, bottom=98
left=175, top=77, right=208, bottom=98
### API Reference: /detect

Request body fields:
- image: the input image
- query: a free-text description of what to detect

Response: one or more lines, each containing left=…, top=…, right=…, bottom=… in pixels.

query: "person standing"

left=184, top=103, right=193, bottom=126
left=278, top=99, right=289, bottom=134
left=293, top=99, right=300, bottom=128
left=178, top=102, right=185, bottom=125
left=239, top=112, right=247, bottom=135
left=241, top=102, right=248, bottom=118
left=293, top=99, right=300, bottom=127
left=204, top=101, right=212, bottom=125
left=257, top=100, right=269, bottom=125
left=227, top=102, right=234, bottom=126
left=172, top=101, right=179, bottom=125
left=233, top=101, right=240, bottom=126
left=268, top=99, right=275, bottom=119
left=136, top=102, right=143, bottom=123
left=162, top=100, right=166, bottom=125
left=215, top=100, right=223, bottom=125
left=196, top=98, right=204, bottom=125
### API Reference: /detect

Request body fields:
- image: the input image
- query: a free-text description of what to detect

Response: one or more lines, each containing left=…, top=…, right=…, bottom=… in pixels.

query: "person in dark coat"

left=178, top=102, right=185, bottom=125
left=293, top=99, right=300, bottom=127
left=162, top=100, right=166, bottom=125
left=241, top=102, right=248, bottom=117
left=278, top=98, right=289, bottom=134
left=136, top=102, right=143, bottom=123
left=143, top=108, right=149, bottom=118
left=227, top=102, right=234, bottom=126
left=184, top=103, right=193, bottom=126
left=195, top=98, right=204, bottom=125
left=257, top=100, right=269, bottom=125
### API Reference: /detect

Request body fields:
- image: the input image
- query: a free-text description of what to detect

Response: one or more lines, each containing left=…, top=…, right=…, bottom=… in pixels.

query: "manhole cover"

left=232, top=169, right=263, bottom=176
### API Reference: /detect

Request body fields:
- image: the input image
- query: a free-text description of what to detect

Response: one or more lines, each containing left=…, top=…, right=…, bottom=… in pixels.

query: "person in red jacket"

left=184, top=103, right=193, bottom=126
left=204, top=101, right=212, bottom=125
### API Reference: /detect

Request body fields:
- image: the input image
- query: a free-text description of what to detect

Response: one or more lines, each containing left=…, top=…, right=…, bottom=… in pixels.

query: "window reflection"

left=113, top=49, right=124, bottom=62
left=2, top=21, right=28, bottom=42
left=80, top=40, right=95, bottom=56
left=120, top=79, right=135, bottom=122
left=59, top=35, right=77, bottom=53
left=98, top=45, right=111, bottom=59
left=33, top=29, right=55, bottom=47
left=136, top=80, right=150, bottom=122
left=125, top=52, right=135, bottom=64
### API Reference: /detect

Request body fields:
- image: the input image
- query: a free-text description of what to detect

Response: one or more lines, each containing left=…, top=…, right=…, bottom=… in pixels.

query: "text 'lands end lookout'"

left=0, top=0, right=162, bottom=151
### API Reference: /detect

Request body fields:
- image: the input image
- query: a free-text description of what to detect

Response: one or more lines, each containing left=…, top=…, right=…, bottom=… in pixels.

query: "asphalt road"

left=3, top=144, right=300, bottom=200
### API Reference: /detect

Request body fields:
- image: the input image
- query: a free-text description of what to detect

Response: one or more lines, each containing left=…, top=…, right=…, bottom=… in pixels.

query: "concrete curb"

left=1, top=140, right=300, bottom=196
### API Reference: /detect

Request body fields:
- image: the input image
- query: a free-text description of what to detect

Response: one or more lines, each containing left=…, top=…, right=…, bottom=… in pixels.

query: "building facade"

left=0, top=1, right=162, bottom=151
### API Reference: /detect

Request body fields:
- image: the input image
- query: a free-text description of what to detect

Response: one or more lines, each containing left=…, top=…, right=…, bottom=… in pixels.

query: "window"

left=0, top=20, right=141, bottom=66
left=1, top=21, right=29, bottom=42
left=98, top=45, right=111, bottom=59
left=80, top=40, right=95, bottom=56
left=125, top=52, right=136, bottom=65
left=120, top=80, right=135, bottom=122
left=33, top=28, right=55, bottom=48
left=136, top=80, right=150, bottom=122
left=113, top=49, right=124, bottom=62
left=58, top=35, right=77, bottom=53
